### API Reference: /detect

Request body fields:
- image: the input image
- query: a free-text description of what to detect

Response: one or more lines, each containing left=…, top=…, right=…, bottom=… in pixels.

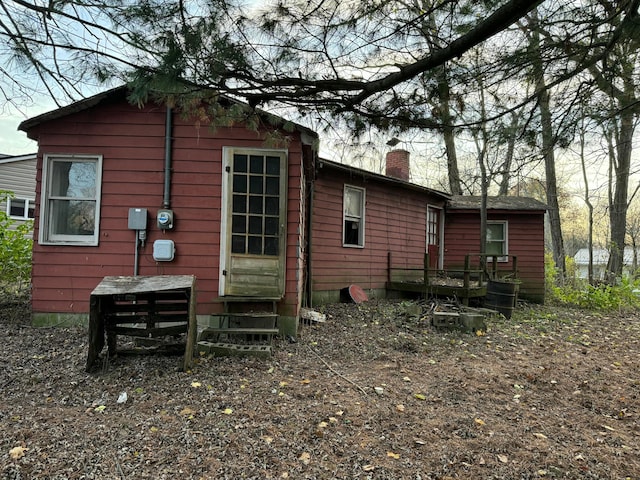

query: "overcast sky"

left=1, top=100, right=54, bottom=156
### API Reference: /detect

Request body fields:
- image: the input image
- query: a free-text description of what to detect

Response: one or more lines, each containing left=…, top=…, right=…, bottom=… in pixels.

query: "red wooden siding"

left=444, top=210, right=546, bottom=301
left=28, top=99, right=308, bottom=317
left=310, top=167, right=446, bottom=296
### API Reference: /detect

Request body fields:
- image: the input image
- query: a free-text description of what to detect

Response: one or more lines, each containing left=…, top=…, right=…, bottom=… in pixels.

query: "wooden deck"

left=386, top=253, right=517, bottom=305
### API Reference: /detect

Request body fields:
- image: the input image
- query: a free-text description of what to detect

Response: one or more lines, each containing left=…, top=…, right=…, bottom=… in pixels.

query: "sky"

left=0, top=100, right=53, bottom=156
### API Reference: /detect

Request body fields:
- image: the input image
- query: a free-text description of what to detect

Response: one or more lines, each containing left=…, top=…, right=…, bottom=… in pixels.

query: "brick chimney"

left=385, top=149, right=410, bottom=181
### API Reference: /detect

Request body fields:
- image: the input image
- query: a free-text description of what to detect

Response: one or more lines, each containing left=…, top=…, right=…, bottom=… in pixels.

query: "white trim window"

left=343, top=185, right=365, bottom=247
left=40, top=154, right=103, bottom=245
left=7, top=197, right=35, bottom=220
left=487, top=221, right=508, bottom=261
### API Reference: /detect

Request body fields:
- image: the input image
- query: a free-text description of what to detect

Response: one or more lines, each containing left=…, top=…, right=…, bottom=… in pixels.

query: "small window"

left=40, top=154, right=102, bottom=245
left=7, top=197, right=35, bottom=220
left=343, top=185, right=365, bottom=247
left=487, top=221, right=508, bottom=261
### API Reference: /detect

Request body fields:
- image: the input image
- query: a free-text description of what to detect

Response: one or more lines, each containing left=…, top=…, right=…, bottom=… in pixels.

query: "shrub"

left=545, top=250, right=640, bottom=311
left=0, top=190, right=33, bottom=296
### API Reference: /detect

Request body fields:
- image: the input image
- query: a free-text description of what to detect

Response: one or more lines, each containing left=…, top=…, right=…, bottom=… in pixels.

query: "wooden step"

left=213, top=312, right=278, bottom=318
left=197, top=341, right=272, bottom=358
left=199, top=327, right=279, bottom=342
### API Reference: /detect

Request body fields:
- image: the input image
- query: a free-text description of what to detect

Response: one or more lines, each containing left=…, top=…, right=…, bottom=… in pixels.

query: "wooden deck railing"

left=388, top=252, right=518, bottom=292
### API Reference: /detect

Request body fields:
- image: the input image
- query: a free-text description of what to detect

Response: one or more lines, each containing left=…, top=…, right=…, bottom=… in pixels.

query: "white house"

left=0, top=153, right=37, bottom=228
left=573, top=247, right=637, bottom=280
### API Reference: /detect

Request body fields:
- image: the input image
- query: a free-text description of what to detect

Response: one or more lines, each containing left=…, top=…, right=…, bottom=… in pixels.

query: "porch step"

left=197, top=341, right=272, bottom=359
left=199, top=327, right=279, bottom=342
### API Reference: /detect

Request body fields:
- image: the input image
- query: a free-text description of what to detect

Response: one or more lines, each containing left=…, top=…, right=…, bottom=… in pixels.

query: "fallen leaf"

left=476, top=330, right=486, bottom=336
left=279, top=381, right=288, bottom=387
left=601, top=425, right=615, bottom=431
left=497, top=454, right=508, bottom=463
left=474, top=418, right=486, bottom=427
left=180, top=407, right=196, bottom=416
left=9, top=446, right=27, bottom=460
left=362, top=465, right=375, bottom=471
left=222, top=408, right=233, bottom=415
left=191, top=381, right=202, bottom=388
left=329, top=417, right=338, bottom=424
left=387, top=451, right=400, bottom=459
left=414, top=393, right=426, bottom=401
left=94, top=405, right=106, bottom=413
left=396, top=404, right=405, bottom=412
left=299, top=452, right=311, bottom=465
left=403, top=376, right=411, bottom=382
left=300, top=379, right=311, bottom=384
left=533, top=432, right=548, bottom=439
left=317, top=421, right=328, bottom=429
left=261, top=436, right=273, bottom=444
left=150, top=426, right=158, bottom=433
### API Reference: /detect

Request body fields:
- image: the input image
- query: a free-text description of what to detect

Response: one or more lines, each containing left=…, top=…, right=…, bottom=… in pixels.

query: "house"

left=0, top=153, right=37, bottom=228
left=445, top=196, right=547, bottom=302
left=573, top=247, right=637, bottom=280
left=19, top=86, right=547, bottom=333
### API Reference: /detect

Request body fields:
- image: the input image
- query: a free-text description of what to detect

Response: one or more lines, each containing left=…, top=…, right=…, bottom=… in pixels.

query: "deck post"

left=463, top=255, right=471, bottom=289
left=424, top=253, right=430, bottom=291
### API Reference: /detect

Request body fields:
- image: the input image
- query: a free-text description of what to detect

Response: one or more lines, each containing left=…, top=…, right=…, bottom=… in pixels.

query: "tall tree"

left=525, top=8, right=566, bottom=276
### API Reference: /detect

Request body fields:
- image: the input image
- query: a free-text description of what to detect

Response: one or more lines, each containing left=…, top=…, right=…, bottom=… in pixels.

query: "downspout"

left=163, top=107, right=173, bottom=208
left=306, top=180, right=314, bottom=308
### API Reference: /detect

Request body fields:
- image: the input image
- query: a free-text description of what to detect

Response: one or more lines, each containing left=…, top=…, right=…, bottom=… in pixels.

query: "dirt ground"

left=1, top=297, right=639, bottom=480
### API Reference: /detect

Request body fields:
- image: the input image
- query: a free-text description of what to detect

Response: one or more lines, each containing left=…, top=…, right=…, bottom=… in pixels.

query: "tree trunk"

left=529, top=11, right=566, bottom=277
left=607, top=109, right=634, bottom=278
left=437, top=65, right=463, bottom=195
left=498, top=111, right=519, bottom=196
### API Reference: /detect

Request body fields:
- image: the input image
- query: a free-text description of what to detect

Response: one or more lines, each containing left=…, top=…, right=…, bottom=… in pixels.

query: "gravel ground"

left=1, top=298, right=639, bottom=479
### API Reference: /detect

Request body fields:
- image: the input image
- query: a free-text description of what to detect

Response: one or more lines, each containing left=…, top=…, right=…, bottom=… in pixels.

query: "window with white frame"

left=343, top=185, right=365, bottom=247
left=486, top=221, right=508, bottom=261
left=7, top=197, right=35, bottom=220
left=40, top=154, right=102, bottom=245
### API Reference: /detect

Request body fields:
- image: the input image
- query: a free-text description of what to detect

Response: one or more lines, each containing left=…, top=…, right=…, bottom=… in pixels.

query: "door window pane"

left=233, top=174, right=247, bottom=193
left=250, top=155, right=263, bottom=174
left=248, top=236, right=262, bottom=254
left=249, top=175, right=263, bottom=194
left=266, top=156, right=280, bottom=175
left=248, top=215, right=263, bottom=234
left=249, top=196, right=263, bottom=214
left=233, top=154, right=247, bottom=173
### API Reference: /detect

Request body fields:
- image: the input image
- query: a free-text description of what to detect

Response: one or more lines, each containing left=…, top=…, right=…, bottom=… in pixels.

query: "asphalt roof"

left=447, top=195, right=547, bottom=211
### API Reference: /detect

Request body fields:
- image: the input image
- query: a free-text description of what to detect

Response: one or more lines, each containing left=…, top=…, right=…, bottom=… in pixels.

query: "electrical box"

left=128, top=208, right=148, bottom=230
left=153, top=239, right=175, bottom=261
left=157, top=209, right=174, bottom=229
